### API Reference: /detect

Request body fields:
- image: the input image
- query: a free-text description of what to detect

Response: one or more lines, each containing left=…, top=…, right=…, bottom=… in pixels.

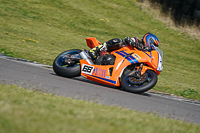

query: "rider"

left=88, top=32, right=160, bottom=60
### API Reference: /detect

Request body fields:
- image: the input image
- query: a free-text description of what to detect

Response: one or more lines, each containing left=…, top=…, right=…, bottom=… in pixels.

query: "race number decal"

left=82, top=64, right=94, bottom=75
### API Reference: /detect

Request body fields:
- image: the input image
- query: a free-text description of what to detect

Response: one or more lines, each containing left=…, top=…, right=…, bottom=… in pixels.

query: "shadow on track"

left=50, top=73, right=152, bottom=97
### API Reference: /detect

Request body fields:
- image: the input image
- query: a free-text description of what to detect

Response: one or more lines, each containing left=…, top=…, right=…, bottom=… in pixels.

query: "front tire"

left=53, top=49, right=82, bottom=78
left=121, top=70, right=157, bottom=93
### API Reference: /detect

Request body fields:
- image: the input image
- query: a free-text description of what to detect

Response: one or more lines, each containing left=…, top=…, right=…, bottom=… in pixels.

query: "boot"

left=88, top=43, right=107, bottom=60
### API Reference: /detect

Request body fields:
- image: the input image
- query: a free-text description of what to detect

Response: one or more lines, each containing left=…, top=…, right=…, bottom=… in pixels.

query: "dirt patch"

left=138, top=0, right=200, bottom=41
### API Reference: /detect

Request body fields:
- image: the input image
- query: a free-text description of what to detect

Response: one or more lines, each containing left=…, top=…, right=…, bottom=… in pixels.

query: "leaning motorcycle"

left=53, top=37, right=163, bottom=93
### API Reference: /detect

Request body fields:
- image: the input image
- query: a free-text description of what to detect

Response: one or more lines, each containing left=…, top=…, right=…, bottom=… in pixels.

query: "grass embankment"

left=0, top=0, right=199, bottom=100
left=0, top=84, right=199, bottom=133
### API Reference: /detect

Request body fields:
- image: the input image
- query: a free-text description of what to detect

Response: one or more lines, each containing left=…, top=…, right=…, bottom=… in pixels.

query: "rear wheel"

left=121, top=70, right=157, bottom=93
left=53, top=49, right=82, bottom=78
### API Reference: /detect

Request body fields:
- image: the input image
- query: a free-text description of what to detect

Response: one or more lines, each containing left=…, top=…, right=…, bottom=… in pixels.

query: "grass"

left=0, top=84, right=199, bottom=133
left=0, top=0, right=199, bottom=100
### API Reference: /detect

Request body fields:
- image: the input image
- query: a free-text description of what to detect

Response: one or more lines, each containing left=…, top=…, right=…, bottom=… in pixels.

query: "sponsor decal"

left=132, top=53, right=141, bottom=60
left=93, top=68, right=106, bottom=78
left=106, top=76, right=110, bottom=79
left=90, top=42, right=93, bottom=48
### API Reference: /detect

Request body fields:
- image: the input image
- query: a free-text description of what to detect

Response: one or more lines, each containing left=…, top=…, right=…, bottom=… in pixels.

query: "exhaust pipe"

left=79, top=50, right=94, bottom=65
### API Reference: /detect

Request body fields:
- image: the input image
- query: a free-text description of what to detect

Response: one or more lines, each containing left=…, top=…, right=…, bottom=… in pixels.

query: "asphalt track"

left=0, top=54, right=200, bottom=125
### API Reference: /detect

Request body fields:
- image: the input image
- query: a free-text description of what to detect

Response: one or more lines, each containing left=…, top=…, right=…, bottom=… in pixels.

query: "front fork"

left=129, top=63, right=144, bottom=79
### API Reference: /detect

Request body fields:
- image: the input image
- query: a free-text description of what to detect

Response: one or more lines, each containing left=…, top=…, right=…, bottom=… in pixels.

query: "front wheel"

left=121, top=70, right=157, bottom=93
left=53, top=49, right=82, bottom=78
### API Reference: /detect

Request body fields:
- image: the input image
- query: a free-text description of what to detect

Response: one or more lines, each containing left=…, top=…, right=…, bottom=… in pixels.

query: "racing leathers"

left=88, top=37, right=144, bottom=60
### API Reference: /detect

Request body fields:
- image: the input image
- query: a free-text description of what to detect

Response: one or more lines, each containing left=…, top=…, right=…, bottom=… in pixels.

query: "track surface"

left=0, top=55, right=200, bottom=125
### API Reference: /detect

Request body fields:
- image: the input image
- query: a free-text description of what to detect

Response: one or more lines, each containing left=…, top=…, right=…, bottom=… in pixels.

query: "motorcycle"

left=53, top=37, right=163, bottom=93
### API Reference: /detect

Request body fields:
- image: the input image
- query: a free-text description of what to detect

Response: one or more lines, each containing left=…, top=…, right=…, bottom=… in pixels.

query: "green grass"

left=0, top=84, right=199, bottom=133
left=0, top=0, right=200, bottom=100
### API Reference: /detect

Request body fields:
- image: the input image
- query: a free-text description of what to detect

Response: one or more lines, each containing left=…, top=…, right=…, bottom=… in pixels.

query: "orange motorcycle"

left=53, top=37, right=163, bottom=93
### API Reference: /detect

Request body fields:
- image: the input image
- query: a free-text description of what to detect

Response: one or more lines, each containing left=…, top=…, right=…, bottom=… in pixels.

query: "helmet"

left=142, top=33, right=159, bottom=50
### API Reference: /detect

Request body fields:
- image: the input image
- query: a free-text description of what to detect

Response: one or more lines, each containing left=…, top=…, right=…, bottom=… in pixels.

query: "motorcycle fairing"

left=80, top=49, right=160, bottom=87
left=113, top=49, right=159, bottom=71
left=80, top=60, right=119, bottom=86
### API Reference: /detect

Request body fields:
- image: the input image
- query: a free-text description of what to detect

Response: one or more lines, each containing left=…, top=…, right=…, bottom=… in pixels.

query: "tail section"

left=86, top=37, right=101, bottom=49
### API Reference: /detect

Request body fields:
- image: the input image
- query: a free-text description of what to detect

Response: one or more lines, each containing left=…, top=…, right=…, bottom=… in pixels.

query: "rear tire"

left=53, top=49, right=81, bottom=78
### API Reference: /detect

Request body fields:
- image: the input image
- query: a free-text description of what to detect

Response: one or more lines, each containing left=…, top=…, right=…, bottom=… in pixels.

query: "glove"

left=124, top=37, right=142, bottom=48
left=135, top=42, right=144, bottom=50
left=124, top=37, right=132, bottom=44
